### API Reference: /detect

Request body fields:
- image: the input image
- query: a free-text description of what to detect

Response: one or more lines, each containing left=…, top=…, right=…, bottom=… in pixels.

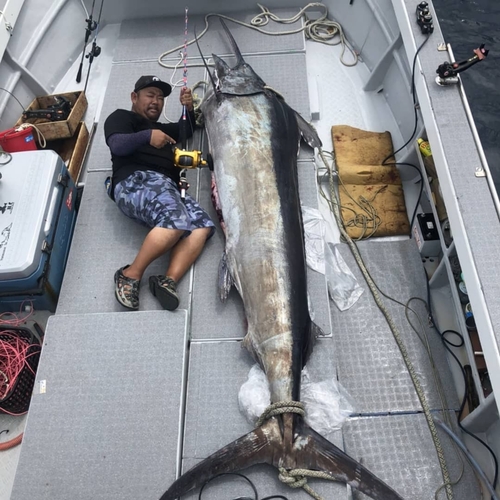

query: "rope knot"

left=255, top=400, right=305, bottom=427
left=278, top=468, right=308, bottom=489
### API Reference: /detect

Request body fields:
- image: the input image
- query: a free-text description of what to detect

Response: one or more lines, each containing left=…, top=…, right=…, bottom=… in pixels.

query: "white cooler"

left=0, top=150, right=77, bottom=312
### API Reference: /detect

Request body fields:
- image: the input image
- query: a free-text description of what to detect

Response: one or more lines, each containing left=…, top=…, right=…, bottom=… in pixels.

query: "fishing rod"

left=174, top=6, right=207, bottom=201
left=83, top=0, right=105, bottom=94
left=76, top=0, right=97, bottom=83
left=179, top=6, right=189, bottom=202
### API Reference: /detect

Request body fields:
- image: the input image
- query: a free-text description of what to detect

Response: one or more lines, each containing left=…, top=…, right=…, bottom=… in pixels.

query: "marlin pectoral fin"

left=295, top=111, right=322, bottom=149
left=159, top=421, right=277, bottom=500
left=218, top=251, right=235, bottom=302
left=296, top=422, right=405, bottom=500
left=302, top=321, right=323, bottom=367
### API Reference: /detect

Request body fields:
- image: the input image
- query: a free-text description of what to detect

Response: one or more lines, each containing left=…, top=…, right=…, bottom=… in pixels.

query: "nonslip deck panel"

left=332, top=239, right=460, bottom=413
left=10, top=311, right=187, bottom=500
left=180, top=338, right=345, bottom=499
left=344, top=413, right=482, bottom=500
left=56, top=169, right=198, bottom=314
left=113, top=9, right=306, bottom=63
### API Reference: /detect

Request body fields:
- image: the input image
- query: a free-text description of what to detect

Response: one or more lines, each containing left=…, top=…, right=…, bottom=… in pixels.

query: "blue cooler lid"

left=0, top=150, right=62, bottom=281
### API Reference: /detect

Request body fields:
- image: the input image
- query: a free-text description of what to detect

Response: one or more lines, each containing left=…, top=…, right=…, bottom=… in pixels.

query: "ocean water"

left=433, top=0, right=500, bottom=191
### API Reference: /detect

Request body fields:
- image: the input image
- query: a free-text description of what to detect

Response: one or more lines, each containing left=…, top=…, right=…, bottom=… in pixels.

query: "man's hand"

left=150, top=129, right=175, bottom=149
left=180, top=87, right=193, bottom=112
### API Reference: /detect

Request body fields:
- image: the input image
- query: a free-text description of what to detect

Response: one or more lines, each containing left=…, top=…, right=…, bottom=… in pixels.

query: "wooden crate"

left=15, top=91, right=88, bottom=141
left=45, top=121, right=89, bottom=183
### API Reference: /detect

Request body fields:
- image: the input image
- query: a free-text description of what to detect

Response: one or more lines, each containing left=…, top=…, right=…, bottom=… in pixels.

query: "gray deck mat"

left=191, top=162, right=331, bottom=341
left=332, top=239, right=460, bottom=413
left=114, top=9, right=305, bottom=63
left=344, top=413, right=481, bottom=500
left=180, top=338, right=345, bottom=499
left=10, top=311, right=187, bottom=500
left=0, top=414, right=25, bottom=499
left=56, top=169, right=198, bottom=315
left=86, top=62, right=206, bottom=172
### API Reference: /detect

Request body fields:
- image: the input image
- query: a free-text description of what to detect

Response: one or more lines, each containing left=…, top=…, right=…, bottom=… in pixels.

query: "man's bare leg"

left=122, top=227, right=184, bottom=280
left=166, top=227, right=212, bottom=282
left=147, top=227, right=212, bottom=311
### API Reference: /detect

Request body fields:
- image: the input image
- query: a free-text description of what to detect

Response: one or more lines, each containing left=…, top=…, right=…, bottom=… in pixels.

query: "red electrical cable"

left=0, top=432, right=23, bottom=451
left=0, top=332, right=37, bottom=400
left=0, top=300, right=34, bottom=328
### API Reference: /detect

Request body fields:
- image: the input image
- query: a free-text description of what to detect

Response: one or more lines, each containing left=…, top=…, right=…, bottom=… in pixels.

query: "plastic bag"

left=302, top=206, right=326, bottom=274
left=238, top=364, right=356, bottom=436
left=325, top=243, right=363, bottom=311
left=301, top=205, right=363, bottom=311
left=238, top=364, right=271, bottom=425
left=301, top=367, right=357, bottom=435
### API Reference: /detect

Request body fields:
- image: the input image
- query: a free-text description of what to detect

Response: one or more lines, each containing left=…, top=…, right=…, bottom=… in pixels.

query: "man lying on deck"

left=104, top=75, right=215, bottom=311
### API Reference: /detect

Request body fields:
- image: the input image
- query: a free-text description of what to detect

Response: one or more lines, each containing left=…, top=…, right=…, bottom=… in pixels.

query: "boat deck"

left=0, top=7, right=486, bottom=500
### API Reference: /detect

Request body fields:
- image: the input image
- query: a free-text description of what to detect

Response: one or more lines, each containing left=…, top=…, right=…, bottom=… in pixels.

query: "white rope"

left=15, top=123, right=46, bottom=149
left=162, top=52, right=186, bottom=122
left=78, top=0, right=89, bottom=19
left=157, top=3, right=358, bottom=71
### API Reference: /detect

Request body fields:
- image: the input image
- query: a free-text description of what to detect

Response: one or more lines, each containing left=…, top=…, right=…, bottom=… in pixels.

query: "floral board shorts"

left=114, top=170, right=215, bottom=238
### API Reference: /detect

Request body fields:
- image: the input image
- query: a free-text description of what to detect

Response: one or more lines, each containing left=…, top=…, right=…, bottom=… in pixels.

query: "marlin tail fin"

left=159, top=417, right=403, bottom=500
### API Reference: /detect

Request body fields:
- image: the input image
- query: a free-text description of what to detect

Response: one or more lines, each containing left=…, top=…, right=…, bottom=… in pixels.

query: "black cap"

left=133, top=75, right=172, bottom=97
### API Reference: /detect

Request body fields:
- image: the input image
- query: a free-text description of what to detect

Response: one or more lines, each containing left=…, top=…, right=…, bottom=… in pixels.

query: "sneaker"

left=114, top=265, right=140, bottom=310
left=149, top=275, right=179, bottom=311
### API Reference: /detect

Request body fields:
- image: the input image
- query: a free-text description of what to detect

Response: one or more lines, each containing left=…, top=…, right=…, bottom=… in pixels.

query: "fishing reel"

left=436, top=44, right=489, bottom=86
left=416, top=2, right=434, bottom=35
left=173, top=148, right=207, bottom=169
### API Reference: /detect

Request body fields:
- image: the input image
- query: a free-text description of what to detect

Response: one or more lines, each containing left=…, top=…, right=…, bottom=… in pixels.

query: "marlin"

left=160, top=20, right=403, bottom=500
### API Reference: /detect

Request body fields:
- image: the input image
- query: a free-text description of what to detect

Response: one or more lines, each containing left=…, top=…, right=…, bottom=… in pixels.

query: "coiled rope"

left=158, top=3, right=358, bottom=71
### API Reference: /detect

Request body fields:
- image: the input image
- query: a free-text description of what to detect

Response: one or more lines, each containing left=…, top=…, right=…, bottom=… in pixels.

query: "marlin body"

left=160, top=21, right=403, bottom=500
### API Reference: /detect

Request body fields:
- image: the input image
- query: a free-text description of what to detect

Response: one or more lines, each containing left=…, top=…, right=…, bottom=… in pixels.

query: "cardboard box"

left=45, top=121, right=89, bottom=183
left=423, top=155, right=448, bottom=222
left=16, top=91, right=87, bottom=141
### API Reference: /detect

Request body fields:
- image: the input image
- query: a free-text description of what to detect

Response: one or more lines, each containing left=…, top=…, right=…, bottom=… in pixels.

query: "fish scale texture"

left=191, top=164, right=332, bottom=341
